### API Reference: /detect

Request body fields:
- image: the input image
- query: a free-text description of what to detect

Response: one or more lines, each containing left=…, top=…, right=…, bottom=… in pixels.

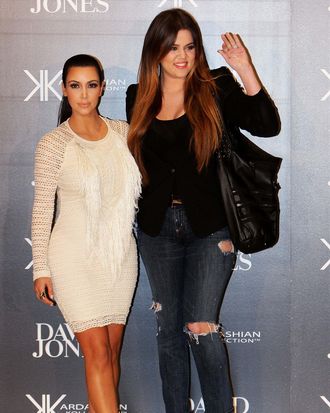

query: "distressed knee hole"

left=185, top=322, right=225, bottom=344
left=150, top=301, right=162, bottom=313
left=186, top=322, right=218, bottom=335
left=218, top=240, right=234, bottom=254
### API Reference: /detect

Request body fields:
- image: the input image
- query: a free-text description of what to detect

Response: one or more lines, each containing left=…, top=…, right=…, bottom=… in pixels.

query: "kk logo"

left=26, top=394, right=66, bottom=413
left=158, top=0, right=198, bottom=8
left=321, top=69, right=330, bottom=101
left=321, top=396, right=330, bottom=408
left=24, top=69, right=62, bottom=102
left=25, top=238, right=33, bottom=270
left=320, top=238, right=330, bottom=270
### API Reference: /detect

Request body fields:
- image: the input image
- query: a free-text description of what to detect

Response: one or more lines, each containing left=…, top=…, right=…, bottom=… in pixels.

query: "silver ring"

left=39, top=291, right=46, bottom=299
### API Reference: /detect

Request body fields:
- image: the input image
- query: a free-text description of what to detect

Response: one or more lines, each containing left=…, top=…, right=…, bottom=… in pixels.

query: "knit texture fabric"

left=32, top=117, right=141, bottom=332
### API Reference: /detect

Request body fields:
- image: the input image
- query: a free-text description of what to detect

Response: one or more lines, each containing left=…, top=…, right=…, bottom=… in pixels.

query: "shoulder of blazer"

left=210, top=66, right=243, bottom=101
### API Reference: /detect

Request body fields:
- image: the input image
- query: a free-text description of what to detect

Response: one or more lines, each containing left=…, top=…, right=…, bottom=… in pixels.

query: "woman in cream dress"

left=32, top=54, right=141, bottom=413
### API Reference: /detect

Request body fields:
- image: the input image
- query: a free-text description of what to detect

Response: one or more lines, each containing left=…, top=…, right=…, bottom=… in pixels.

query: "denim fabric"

left=137, top=206, right=236, bottom=413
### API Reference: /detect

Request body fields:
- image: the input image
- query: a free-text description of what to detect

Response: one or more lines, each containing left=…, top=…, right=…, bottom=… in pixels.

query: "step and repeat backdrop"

left=0, top=1, right=329, bottom=412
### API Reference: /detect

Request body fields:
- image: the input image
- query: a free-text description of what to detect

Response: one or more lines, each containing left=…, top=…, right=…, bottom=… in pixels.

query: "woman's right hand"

left=34, top=277, right=55, bottom=306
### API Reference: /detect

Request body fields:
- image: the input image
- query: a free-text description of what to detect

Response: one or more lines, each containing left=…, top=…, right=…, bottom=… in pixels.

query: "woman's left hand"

left=218, top=33, right=253, bottom=73
left=218, top=32, right=262, bottom=95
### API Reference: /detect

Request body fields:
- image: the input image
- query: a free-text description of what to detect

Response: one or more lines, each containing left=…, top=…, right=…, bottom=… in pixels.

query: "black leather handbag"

left=217, top=125, right=282, bottom=253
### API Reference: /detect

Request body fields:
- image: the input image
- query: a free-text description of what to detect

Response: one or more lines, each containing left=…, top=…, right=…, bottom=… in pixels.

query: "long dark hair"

left=128, top=8, right=222, bottom=183
left=57, top=54, right=105, bottom=125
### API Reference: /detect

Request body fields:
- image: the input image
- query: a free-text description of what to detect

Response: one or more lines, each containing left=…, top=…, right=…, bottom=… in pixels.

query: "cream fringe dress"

left=32, top=117, right=141, bottom=332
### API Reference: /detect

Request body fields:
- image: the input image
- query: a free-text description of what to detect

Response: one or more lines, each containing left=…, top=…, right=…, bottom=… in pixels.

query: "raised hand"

left=218, top=33, right=253, bottom=72
left=218, top=32, right=262, bottom=95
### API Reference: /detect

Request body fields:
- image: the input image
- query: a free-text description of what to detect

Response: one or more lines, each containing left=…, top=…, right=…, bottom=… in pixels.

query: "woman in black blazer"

left=126, top=8, right=280, bottom=413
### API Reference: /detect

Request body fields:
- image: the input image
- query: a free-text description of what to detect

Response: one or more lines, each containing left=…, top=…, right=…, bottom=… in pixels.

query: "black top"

left=126, top=67, right=281, bottom=237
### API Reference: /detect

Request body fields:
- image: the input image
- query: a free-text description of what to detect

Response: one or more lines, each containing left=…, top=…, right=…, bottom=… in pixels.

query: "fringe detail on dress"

left=74, top=126, right=141, bottom=286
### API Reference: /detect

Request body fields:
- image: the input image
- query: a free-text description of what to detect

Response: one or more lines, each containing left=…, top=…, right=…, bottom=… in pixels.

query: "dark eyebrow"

left=172, top=42, right=195, bottom=47
left=67, top=79, right=100, bottom=83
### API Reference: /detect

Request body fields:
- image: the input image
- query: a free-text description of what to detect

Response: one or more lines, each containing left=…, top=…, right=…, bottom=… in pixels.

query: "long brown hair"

left=128, top=8, right=223, bottom=183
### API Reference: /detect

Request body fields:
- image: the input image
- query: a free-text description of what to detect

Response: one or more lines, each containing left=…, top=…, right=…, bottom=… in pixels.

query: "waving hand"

left=218, top=32, right=262, bottom=95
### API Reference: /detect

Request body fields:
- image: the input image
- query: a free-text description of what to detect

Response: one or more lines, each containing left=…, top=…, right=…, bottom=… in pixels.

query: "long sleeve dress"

left=31, top=117, right=141, bottom=332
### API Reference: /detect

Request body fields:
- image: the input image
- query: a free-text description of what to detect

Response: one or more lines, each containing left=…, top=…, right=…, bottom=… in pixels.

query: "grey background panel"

left=0, top=0, right=328, bottom=412
left=291, top=1, right=330, bottom=412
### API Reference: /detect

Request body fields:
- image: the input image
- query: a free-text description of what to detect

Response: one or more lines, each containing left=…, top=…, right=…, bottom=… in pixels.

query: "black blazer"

left=126, top=66, right=281, bottom=237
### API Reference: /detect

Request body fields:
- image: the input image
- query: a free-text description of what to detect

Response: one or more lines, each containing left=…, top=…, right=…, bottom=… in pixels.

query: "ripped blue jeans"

left=137, top=206, right=236, bottom=413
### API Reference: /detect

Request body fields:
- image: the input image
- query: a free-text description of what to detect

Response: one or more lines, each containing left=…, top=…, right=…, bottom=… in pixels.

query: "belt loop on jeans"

left=170, top=198, right=183, bottom=208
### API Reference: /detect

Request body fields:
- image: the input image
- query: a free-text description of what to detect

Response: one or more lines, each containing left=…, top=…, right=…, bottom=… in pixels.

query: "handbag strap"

left=212, top=67, right=253, bottom=161
left=215, top=102, right=234, bottom=161
left=212, top=80, right=235, bottom=161
left=218, top=123, right=233, bottom=160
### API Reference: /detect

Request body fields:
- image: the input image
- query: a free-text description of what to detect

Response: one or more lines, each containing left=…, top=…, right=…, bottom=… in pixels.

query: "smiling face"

left=62, top=66, right=104, bottom=117
left=159, top=29, right=196, bottom=82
